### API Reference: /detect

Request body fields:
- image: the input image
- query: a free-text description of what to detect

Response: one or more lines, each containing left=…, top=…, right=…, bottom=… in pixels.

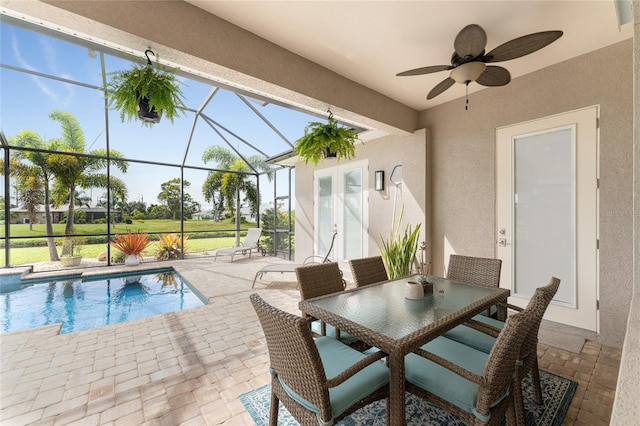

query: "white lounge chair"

left=214, top=228, right=263, bottom=262
left=251, top=232, right=338, bottom=288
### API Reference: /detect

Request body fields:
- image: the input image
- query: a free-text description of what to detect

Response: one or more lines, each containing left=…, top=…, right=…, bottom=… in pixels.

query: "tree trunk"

left=62, top=185, right=76, bottom=256
left=43, top=183, right=59, bottom=261
left=235, top=188, right=241, bottom=246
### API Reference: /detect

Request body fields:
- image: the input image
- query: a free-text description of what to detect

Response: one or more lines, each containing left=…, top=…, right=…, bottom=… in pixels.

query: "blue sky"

left=1, top=20, right=317, bottom=211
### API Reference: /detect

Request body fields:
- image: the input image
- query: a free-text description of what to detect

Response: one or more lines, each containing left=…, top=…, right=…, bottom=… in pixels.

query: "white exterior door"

left=314, top=161, right=369, bottom=261
left=496, top=106, right=599, bottom=331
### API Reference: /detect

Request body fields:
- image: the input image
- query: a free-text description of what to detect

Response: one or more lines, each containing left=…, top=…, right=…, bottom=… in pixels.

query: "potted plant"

left=377, top=208, right=422, bottom=279
left=59, top=237, right=84, bottom=267
left=294, top=110, right=359, bottom=165
left=109, top=229, right=152, bottom=266
left=104, top=49, right=186, bottom=126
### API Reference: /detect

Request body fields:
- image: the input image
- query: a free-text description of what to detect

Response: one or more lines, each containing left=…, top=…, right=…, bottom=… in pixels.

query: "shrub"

left=156, top=233, right=189, bottom=260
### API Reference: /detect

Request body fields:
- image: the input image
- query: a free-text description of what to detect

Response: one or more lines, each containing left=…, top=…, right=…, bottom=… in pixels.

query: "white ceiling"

left=187, top=0, right=633, bottom=111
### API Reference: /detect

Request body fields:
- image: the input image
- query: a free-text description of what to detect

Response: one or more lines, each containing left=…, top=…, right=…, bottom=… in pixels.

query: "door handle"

left=498, top=238, right=510, bottom=247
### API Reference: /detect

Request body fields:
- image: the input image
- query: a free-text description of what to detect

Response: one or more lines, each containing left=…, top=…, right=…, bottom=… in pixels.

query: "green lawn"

left=2, top=236, right=239, bottom=266
left=1, top=218, right=260, bottom=266
left=2, top=218, right=253, bottom=238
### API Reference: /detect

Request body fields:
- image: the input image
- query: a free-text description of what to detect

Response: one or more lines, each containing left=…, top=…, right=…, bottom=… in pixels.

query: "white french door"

left=496, top=106, right=599, bottom=331
left=314, top=161, right=369, bottom=261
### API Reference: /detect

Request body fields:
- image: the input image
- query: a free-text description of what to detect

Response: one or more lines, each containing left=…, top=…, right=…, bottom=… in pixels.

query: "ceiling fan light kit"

left=397, top=24, right=563, bottom=108
left=450, top=62, right=486, bottom=84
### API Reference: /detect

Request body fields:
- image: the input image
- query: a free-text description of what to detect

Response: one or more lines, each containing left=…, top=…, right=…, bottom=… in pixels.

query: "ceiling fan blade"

left=484, top=31, right=563, bottom=63
left=427, top=77, right=455, bottom=100
left=396, top=65, right=451, bottom=76
left=454, top=24, right=487, bottom=59
left=476, top=66, right=511, bottom=86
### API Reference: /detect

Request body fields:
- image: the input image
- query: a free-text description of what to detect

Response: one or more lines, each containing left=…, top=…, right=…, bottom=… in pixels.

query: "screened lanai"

left=0, top=15, right=362, bottom=271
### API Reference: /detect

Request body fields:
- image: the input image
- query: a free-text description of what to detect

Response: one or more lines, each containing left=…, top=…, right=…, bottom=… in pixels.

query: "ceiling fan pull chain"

left=465, top=82, right=469, bottom=111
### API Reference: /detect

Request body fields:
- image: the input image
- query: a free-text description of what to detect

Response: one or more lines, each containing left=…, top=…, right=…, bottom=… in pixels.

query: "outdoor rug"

left=239, top=369, right=576, bottom=426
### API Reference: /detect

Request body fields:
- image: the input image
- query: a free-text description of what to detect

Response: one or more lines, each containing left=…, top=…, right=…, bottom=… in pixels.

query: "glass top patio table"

left=298, top=274, right=510, bottom=425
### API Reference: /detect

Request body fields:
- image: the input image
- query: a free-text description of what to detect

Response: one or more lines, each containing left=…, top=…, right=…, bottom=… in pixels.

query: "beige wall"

left=294, top=130, right=429, bottom=264
left=419, top=40, right=634, bottom=347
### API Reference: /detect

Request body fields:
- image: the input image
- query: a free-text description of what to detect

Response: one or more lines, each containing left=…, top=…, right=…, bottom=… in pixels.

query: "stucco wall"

left=294, top=129, right=428, bottom=264
left=419, top=40, right=634, bottom=348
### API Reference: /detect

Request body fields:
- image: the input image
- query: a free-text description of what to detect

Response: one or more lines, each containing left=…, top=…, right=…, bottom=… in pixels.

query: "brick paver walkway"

left=0, top=257, right=621, bottom=425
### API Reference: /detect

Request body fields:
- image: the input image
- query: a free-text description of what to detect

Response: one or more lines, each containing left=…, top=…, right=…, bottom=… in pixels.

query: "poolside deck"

left=0, top=256, right=620, bottom=425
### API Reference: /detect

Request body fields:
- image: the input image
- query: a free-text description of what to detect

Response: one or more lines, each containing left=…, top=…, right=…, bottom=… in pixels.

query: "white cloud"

left=11, top=32, right=74, bottom=106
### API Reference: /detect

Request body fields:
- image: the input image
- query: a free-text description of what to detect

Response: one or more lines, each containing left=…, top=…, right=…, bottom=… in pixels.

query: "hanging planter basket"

left=137, top=95, right=163, bottom=124
left=104, top=49, right=185, bottom=127
left=294, top=110, right=359, bottom=165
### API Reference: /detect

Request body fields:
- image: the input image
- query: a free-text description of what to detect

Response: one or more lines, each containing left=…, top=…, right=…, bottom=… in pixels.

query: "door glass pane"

left=513, top=128, right=575, bottom=305
left=317, top=175, right=334, bottom=256
left=343, top=168, right=362, bottom=260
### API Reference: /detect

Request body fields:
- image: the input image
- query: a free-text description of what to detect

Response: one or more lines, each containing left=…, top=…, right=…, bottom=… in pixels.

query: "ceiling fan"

left=397, top=24, right=563, bottom=101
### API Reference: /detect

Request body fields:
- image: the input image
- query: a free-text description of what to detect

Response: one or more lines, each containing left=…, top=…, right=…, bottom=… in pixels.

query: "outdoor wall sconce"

left=375, top=170, right=385, bottom=191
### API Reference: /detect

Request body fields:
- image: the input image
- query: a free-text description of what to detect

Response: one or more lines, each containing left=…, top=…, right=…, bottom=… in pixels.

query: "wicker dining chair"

left=349, top=256, right=389, bottom=287
left=404, top=301, right=537, bottom=426
left=249, top=294, right=389, bottom=426
left=443, top=277, right=561, bottom=426
left=447, top=254, right=502, bottom=317
left=295, top=262, right=357, bottom=345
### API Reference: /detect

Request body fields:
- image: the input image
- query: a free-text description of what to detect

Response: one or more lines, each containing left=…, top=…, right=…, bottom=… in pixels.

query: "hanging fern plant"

left=294, top=110, right=359, bottom=165
left=104, top=50, right=186, bottom=126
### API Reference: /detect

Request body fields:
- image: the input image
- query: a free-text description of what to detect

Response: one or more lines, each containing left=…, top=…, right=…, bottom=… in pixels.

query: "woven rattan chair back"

left=520, top=277, right=561, bottom=358
left=249, top=294, right=331, bottom=420
left=447, top=255, right=502, bottom=288
left=349, top=256, right=388, bottom=287
left=475, top=304, right=538, bottom=418
left=296, top=262, right=345, bottom=301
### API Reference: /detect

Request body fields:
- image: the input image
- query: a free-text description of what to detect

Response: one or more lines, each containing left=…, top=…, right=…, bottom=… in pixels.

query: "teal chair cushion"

left=311, top=320, right=359, bottom=345
left=443, top=325, right=496, bottom=354
left=443, top=313, right=505, bottom=354
left=405, top=336, right=506, bottom=423
left=279, top=336, right=388, bottom=423
left=472, top=313, right=505, bottom=329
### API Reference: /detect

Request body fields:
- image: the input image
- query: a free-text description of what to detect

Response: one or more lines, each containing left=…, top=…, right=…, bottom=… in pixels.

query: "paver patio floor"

left=0, top=256, right=620, bottom=425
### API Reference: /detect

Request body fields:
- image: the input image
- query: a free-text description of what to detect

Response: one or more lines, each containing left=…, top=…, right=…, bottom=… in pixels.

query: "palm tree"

left=45, top=110, right=128, bottom=255
left=4, top=130, right=62, bottom=261
left=201, top=146, right=271, bottom=245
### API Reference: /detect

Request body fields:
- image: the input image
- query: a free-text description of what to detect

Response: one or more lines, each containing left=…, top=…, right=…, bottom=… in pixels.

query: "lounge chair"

left=213, top=228, right=263, bottom=262
left=251, top=232, right=337, bottom=288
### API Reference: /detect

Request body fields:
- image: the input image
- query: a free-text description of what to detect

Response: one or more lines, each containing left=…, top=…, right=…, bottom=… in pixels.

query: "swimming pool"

left=0, top=268, right=208, bottom=334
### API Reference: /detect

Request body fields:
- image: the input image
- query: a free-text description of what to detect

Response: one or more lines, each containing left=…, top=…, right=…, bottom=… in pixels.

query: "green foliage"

left=156, top=178, right=200, bottom=220
left=294, top=111, right=359, bottom=166
left=57, top=236, right=86, bottom=257
left=131, top=210, right=145, bottom=220
left=377, top=208, right=422, bottom=279
left=104, top=61, right=186, bottom=126
left=149, top=204, right=172, bottom=220
left=260, top=207, right=294, bottom=252
left=201, top=146, right=272, bottom=227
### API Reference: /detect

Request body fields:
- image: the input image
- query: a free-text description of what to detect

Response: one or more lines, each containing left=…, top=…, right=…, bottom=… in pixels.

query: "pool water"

left=0, top=268, right=207, bottom=334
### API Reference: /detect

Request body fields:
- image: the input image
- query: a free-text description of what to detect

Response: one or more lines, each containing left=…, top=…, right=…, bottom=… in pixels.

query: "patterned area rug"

left=239, top=370, right=576, bottom=426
